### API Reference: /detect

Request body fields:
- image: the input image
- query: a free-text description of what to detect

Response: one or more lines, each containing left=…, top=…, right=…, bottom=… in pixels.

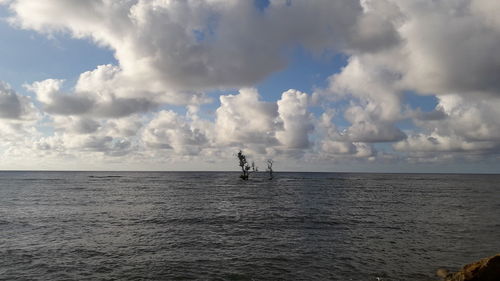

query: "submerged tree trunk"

left=267, top=159, right=273, bottom=180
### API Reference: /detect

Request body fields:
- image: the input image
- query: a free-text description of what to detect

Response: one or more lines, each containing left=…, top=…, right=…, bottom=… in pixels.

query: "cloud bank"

left=1, top=0, right=500, bottom=171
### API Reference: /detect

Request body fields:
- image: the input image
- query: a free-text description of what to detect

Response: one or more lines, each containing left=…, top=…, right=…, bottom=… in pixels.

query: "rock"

left=437, top=254, right=500, bottom=281
left=436, top=268, right=450, bottom=279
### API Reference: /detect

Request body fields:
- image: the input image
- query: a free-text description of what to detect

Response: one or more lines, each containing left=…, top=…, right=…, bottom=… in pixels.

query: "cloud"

left=27, top=78, right=157, bottom=118
left=347, top=0, right=402, bottom=53
left=394, top=133, right=499, bottom=154
left=276, top=89, right=314, bottom=149
left=325, top=55, right=406, bottom=143
left=401, top=0, right=500, bottom=96
left=319, top=0, right=500, bottom=161
left=105, top=115, right=145, bottom=137
left=0, top=83, right=42, bottom=163
left=337, top=0, right=500, bottom=98
left=316, top=111, right=375, bottom=158
left=0, top=81, right=37, bottom=120
left=51, top=116, right=100, bottom=134
left=342, top=104, right=406, bottom=143
left=395, top=93, right=500, bottom=161
left=215, top=88, right=279, bottom=149
left=63, top=134, right=133, bottom=157
left=214, top=88, right=316, bottom=156
left=2, top=0, right=500, bottom=169
left=27, top=79, right=94, bottom=115
left=3, top=0, right=365, bottom=98
left=432, top=95, right=500, bottom=142
left=143, top=110, right=209, bottom=155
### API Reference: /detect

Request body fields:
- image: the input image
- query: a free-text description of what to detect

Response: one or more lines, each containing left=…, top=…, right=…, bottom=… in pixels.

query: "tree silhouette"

left=267, top=159, right=273, bottom=180
left=237, top=150, right=251, bottom=180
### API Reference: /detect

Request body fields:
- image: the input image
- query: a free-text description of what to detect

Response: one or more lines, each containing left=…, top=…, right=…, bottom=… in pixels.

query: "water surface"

left=1, top=172, right=499, bottom=280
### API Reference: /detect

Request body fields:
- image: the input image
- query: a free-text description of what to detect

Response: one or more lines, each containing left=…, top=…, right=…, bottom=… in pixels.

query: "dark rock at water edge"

left=437, top=254, right=500, bottom=281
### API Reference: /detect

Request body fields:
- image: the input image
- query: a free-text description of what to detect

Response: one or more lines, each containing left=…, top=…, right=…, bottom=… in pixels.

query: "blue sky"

left=0, top=11, right=116, bottom=93
left=0, top=1, right=499, bottom=172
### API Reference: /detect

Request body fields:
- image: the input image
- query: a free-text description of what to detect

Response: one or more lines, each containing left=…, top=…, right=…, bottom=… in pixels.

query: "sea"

left=0, top=171, right=499, bottom=281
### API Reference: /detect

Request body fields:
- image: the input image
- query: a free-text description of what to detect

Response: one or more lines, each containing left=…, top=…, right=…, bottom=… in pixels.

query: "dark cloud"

left=28, top=79, right=158, bottom=118
left=93, top=98, right=157, bottom=118
left=72, top=118, right=100, bottom=134
left=0, top=82, right=36, bottom=120
left=43, top=95, right=95, bottom=115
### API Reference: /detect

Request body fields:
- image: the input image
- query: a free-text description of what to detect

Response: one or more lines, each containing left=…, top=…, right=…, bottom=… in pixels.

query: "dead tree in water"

left=251, top=161, right=258, bottom=172
left=237, top=150, right=251, bottom=180
left=267, top=159, right=273, bottom=180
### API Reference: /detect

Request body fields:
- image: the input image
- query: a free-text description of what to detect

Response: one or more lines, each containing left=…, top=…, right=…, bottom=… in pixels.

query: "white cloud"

left=4, top=0, right=365, bottom=98
left=316, top=111, right=375, bottom=159
left=276, top=89, right=313, bottom=149
left=325, top=54, right=406, bottom=143
left=343, top=104, right=406, bottom=143
left=320, top=0, right=500, bottom=163
left=1, top=0, right=500, bottom=170
left=395, top=93, right=500, bottom=162
left=215, top=88, right=279, bottom=150
left=143, top=110, right=209, bottom=155
left=394, top=133, right=498, bottom=154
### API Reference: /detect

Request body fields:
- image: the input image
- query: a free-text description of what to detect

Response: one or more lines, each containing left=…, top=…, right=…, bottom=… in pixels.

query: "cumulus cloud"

left=51, top=116, right=100, bottom=134
left=61, top=134, right=133, bottom=157
left=3, top=0, right=366, bottom=98
left=276, top=89, right=314, bottom=149
left=105, top=115, right=145, bottom=137
left=430, top=95, right=500, bottom=142
left=394, top=133, right=498, bottom=154
left=36, top=125, right=139, bottom=159
left=332, top=0, right=500, bottom=98
left=342, top=104, right=406, bottom=143
left=2, top=0, right=500, bottom=169
left=27, top=79, right=94, bottom=115
left=320, top=0, right=500, bottom=163
left=394, top=93, right=500, bottom=162
left=325, top=55, right=406, bottom=143
left=348, top=0, right=402, bottom=53
left=27, top=78, right=157, bottom=118
left=400, top=1, right=500, bottom=96
left=215, top=88, right=279, bottom=149
left=0, top=81, right=37, bottom=120
left=317, top=111, right=375, bottom=159
left=143, top=110, right=209, bottom=155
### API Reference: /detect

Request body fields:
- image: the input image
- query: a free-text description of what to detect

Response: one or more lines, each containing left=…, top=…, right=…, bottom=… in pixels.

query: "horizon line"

left=0, top=170, right=498, bottom=175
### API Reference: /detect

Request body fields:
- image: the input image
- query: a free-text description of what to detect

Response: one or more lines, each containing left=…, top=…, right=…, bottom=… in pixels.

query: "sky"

left=0, top=0, right=500, bottom=173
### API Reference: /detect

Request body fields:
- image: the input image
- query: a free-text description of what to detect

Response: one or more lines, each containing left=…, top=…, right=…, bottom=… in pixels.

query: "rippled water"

left=0, top=172, right=499, bottom=281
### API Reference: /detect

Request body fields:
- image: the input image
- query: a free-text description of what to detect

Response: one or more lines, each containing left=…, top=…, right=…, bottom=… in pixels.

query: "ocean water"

left=0, top=172, right=499, bottom=281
